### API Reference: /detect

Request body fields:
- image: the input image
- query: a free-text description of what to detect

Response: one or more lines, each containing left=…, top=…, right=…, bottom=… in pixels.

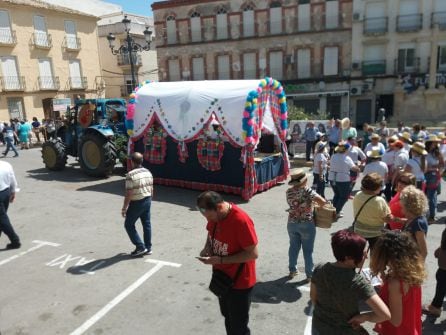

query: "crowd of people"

left=284, top=118, right=446, bottom=334
left=0, top=117, right=58, bottom=157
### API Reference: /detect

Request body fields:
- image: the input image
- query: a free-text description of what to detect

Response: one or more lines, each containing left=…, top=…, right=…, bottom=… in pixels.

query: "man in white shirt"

left=0, top=160, right=20, bottom=249
left=363, top=147, right=388, bottom=191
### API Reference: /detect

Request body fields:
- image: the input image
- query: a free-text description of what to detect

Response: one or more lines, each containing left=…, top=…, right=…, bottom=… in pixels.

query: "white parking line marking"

left=304, top=305, right=314, bottom=335
left=69, top=259, right=182, bottom=335
left=0, top=240, right=60, bottom=267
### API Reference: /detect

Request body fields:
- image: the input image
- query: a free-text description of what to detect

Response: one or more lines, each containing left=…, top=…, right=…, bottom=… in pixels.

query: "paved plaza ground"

left=0, top=149, right=445, bottom=335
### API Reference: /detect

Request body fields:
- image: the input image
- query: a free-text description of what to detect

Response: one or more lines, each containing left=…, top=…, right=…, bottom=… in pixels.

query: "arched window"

left=190, top=11, right=202, bottom=42
left=242, top=3, right=255, bottom=37
left=216, top=7, right=228, bottom=40
left=166, top=15, right=177, bottom=44
left=270, top=1, right=282, bottom=34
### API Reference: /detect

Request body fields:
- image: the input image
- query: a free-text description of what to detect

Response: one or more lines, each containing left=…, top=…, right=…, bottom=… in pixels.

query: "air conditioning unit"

left=353, top=13, right=361, bottom=21
left=351, top=62, right=361, bottom=70
left=362, top=83, right=372, bottom=91
left=350, top=86, right=362, bottom=96
left=285, top=55, right=294, bottom=64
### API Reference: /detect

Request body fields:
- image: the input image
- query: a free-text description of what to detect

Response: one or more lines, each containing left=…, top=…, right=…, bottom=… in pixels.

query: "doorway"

left=375, top=94, right=394, bottom=122
left=356, top=99, right=372, bottom=127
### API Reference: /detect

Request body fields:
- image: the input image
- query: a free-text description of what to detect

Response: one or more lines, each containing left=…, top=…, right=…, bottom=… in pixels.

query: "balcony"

left=397, top=14, right=423, bottom=32
left=432, top=12, right=446, bottom=30
left=363, top=17, right=388, bottom=35
left=63, top=35, right=81, bottom=51
left=362, top=60, right=386, bottom=76
left=0, top=76, right=26, bottom=91
left=32, top=32, right=52, bottom=49
left=69, top=77, right=88, bottom=90
left=394, top=57, right=420, bottom=74
left=0, top=30, right=17, bottom=46
left=38, top=76, right=60, bottom=90
left=117, top=54, right=142, bottom=66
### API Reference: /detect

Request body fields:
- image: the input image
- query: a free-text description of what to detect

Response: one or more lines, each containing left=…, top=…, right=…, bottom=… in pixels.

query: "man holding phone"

left=196, top=191, right=258, bottom=335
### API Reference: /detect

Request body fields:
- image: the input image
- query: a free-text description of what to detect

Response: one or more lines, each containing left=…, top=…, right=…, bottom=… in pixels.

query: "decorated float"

left=126, top=78, right=289, bottom=200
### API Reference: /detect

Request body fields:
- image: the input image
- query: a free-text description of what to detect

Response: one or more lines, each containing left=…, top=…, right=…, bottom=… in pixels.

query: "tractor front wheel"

left=79, top=133, right=117, bottom=177
left=41, top=139, right=67, bottom=171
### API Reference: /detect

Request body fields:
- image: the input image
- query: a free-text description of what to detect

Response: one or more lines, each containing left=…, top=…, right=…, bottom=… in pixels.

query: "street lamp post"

left=107, top=15, right=152, bottom=91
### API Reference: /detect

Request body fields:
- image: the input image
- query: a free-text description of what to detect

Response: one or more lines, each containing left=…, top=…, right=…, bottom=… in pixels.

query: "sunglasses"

left=196, top=206, right=207, bottom=214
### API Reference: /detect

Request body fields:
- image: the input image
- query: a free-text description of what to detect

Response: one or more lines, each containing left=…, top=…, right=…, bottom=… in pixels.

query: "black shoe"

left=130, top=247, right=147, bottom=257
left=6, top=242, right=21, bottom=249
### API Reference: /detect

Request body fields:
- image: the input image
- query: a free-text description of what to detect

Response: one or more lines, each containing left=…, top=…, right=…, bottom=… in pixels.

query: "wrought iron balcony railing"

left=0, top=76, right=26, bottom=91
left=38, top=76, right=60, bottom=90
left=397, top=14, right=423, bottom=32
left=362, top=60, right=387, bottom=76
left=432, top=12, right=446, bottom=30
left=63, top=35, right=81, bottom=50
left=32, top=32, right=52, bottom=49
left=0, top=30, right=17, bottom=45
left=394, top=57, right=420, bottom=74
left=363, top=17, right=388, bottom=35
left=69, top=76, right=88, bottom=90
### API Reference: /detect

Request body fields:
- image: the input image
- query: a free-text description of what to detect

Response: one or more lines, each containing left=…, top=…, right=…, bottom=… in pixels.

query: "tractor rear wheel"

left=79, top=133, right=117, bottom=177
left=41, top=139, right=67, bottom=171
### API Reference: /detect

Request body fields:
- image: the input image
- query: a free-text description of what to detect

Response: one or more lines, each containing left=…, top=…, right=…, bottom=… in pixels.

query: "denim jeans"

left=287, top=221, right=316, bottom=278
left=331, top=181, right=351, bottom=214
left=218, top=287, right=253, bottom=335
left=425, top=172, right=438, bottom=219
left=313, top=173, right=325, bottom=198
left=0, top=188, right=20, bottom=244
left=124, top=196, right=152, bottom=251
left=432, top=268, right=446, bottom=308
left=3, top=137, right=18, bottom=156
left=306, top=140, right=315, bottom=161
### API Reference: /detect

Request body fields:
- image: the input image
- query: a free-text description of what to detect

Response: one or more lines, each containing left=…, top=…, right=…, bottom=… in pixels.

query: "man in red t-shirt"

left=196, top=191, right=258, bottom=335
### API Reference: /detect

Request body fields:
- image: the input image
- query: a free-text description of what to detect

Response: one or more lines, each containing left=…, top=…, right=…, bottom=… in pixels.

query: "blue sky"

left=105, top=0, right=156, bottom=17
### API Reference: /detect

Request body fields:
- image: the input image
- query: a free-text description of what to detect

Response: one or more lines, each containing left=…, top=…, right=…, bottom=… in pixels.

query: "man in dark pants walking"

left=303, top=121, right=317, bottom=161
left=122, top=152, right=153, bottom=257
left=0, top=160, right=20, bottom=249
left=197, top=191, right=258, bottom=335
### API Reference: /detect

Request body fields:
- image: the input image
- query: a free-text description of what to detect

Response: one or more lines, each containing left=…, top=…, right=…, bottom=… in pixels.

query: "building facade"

left=98, top=13, right=158, bottom=99
left=152, top=0, right=353, bottom=120
left=352, top=0, right=446, bottom=125
left=0, top=0, right=104, bottom=121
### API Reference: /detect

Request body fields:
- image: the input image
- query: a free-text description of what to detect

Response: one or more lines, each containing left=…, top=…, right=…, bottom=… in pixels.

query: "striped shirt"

left=125, top=167, right=153, bottom=201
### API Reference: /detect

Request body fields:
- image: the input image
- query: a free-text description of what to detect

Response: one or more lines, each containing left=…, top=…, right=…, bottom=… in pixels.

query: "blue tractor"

left=41, top=98, right=128, bottom=177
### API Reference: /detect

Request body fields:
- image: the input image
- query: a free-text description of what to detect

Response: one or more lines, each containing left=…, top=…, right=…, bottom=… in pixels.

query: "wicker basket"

left=314, top=203, right=336, bottom=229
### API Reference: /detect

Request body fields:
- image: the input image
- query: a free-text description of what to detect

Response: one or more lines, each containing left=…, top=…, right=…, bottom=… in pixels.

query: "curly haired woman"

left=400, top=185, right=429, bottom=260
left=370, top=231, right=426, bottom=335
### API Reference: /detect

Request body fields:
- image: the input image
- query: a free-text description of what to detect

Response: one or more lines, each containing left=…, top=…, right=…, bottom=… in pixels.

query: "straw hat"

left=366, top=147, right=384, bottom=158
left=387, top=135, right=398, bottom=144
left=289, top=169, right=308, bottom=186
left=411, top=141, right=428, bottom=155
left=316, top=141, right=327, bottom=152
left=425, top=134, right=440, bottom=142
left=334, top=141, right=351, bottom=153
left=341, top=118, right=350, bottom=129
left=371, top=133, right=380, bottom=140
left=398, top=131, right=413, bottom=143
left=436, top=132, right=445, bottom=140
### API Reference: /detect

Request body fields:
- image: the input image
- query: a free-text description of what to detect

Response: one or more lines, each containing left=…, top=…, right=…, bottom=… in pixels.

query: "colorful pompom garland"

left=125, top=80, right=152, bottom=136
left=242, top=77, right=288, bottom=145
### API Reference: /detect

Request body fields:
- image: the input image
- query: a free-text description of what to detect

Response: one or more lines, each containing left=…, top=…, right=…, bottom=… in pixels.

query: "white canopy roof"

left=132, top=80, right=277, bottom=147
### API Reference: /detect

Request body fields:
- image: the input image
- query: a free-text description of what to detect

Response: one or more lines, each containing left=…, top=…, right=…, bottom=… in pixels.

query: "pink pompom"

left=134, top=87, right=139, bottom=92
left=247, top=119, right=254, bottom=126
left=245, top=137, right=252, bottom=144
left=126, top=105, right=135, bottom=119
left=280, top=113, right=287, bottom=120
left=257, top=87, right=263, bottom=94
left=243, top=111, right=250, bottom=118
left=268, top=78, right=273, bottom=85
left=275, top=87, right=283, bottom=95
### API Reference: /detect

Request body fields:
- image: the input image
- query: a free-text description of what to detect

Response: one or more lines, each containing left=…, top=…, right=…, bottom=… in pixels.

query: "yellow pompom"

left=245, top=102, right=252, bottom=108
left=273, top=80, right=279, bottom=89
left=252, top=98, right=258, bottom=105
left=279, top=97, right=286, bottom=104
left=127, top=129, right=134, bottom=136
left=260, top=79, right=267, bottom=87
left=129, top=93, right=136, bottom=99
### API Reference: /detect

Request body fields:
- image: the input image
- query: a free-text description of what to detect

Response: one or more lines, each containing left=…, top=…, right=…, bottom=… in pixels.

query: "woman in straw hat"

left=363, top=147, right=388, bottom=192
left=312, top=141, right=329, bottom=198
left=398, top=131, right=413, bottom=153
left=329, top=142, right=360, bottom=217
left=404, top=142, right=427, bottom=190
left=286, top=169, right=327, bottom=280
left=341, top=118, right=357, bottom=141
left=364, top=133, right=385, bottom=154
left=425, top=135, right=444, bottom=223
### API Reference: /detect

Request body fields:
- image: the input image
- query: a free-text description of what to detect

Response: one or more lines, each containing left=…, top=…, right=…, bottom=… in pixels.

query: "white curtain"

left=1, top=57, right=19, bottom=89
left=168, top=59, right=180, bottom=81
left=323, top=47, right=338, bottom=76
left=69, top=60, right=82, bottom=88
left=0, top=11, right=12, bottom=44
left=270, top=7, right=282, bottom=34
left=166, top=18, right=177, bottom=44
left=33, top=15, right=48, bottom=47
left=216, top=13, right=228, bottom=40
left=64, top=20, right=77, bottom=49
left=217, top=55, right=230, bottom=79
left=325, top=0, right=339, bottom=29
left=191, top=17, right=201, bottom=42
left=39, top=59, right=54, bottom=89
left=192, top=57, right=204, bottom=80
left=298, top=4, right=310, bottom=31
left=269, top=51, right=283, bottom=79
left=243, top=53, right=256, bottom=79
left=297, top=49, right=311, bottom=78
left=243, top=9, right=254, bottom=37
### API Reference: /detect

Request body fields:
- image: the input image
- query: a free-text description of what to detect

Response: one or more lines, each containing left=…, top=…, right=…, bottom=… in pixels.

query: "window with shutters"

left=397, top=45, right=416, bottom=73
left=192, top=57, right=205, bottom=80
left=166, top=15, right=177, bottom=44
left=325, top=0, right=339, bottom=29
left=190, top=11, right=202, bottom=42
left=362, top=45, right=386, bottom=75
left=438, top=45, right=446, bottom=71
left=323, top=47, right=338, bottom=76
left=69, top=59, right=83, bottom=89
left=64, top=20, right=79, bottom=49
left=433, top=0, right=446, bottom=27
left=298, top=3, right=311, bottom=32
left=269, top=1, right=282, bottom=35
left=217, top=55, right=230, bottom=79
left=0, top=56, right=21, bottom=90
left=38, top=58, right=56, bottom=89
left=397, top=0, right=421, bottom=32
left=168, top=59, right=181, bottom=81
left=242, top=4, right=255, bottom=37
left=33, top=15, right=51, bottom=48
left=243, top=53, right=256, bottom=79
left=269, top=51, right=283, bottom=79
left=0, top=10, right=14, bottom=44
left=297, top=49, right=311, bottom=78
left=364, top=2, right=387, bottom=34
left=216, top=7, right=228, bottom=40
left=7, top=97, right=25, bottom=120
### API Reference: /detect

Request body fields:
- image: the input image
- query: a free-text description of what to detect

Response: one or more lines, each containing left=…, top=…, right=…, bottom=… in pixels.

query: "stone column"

left=429, top=25, right=439, bottom=89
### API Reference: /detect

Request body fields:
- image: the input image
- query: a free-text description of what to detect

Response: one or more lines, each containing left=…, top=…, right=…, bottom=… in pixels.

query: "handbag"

left=347, top=195, right=377, bottom=232
left=313, top=202, right=336, bottom=229
left=208, top=221, right=245, bottom=298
